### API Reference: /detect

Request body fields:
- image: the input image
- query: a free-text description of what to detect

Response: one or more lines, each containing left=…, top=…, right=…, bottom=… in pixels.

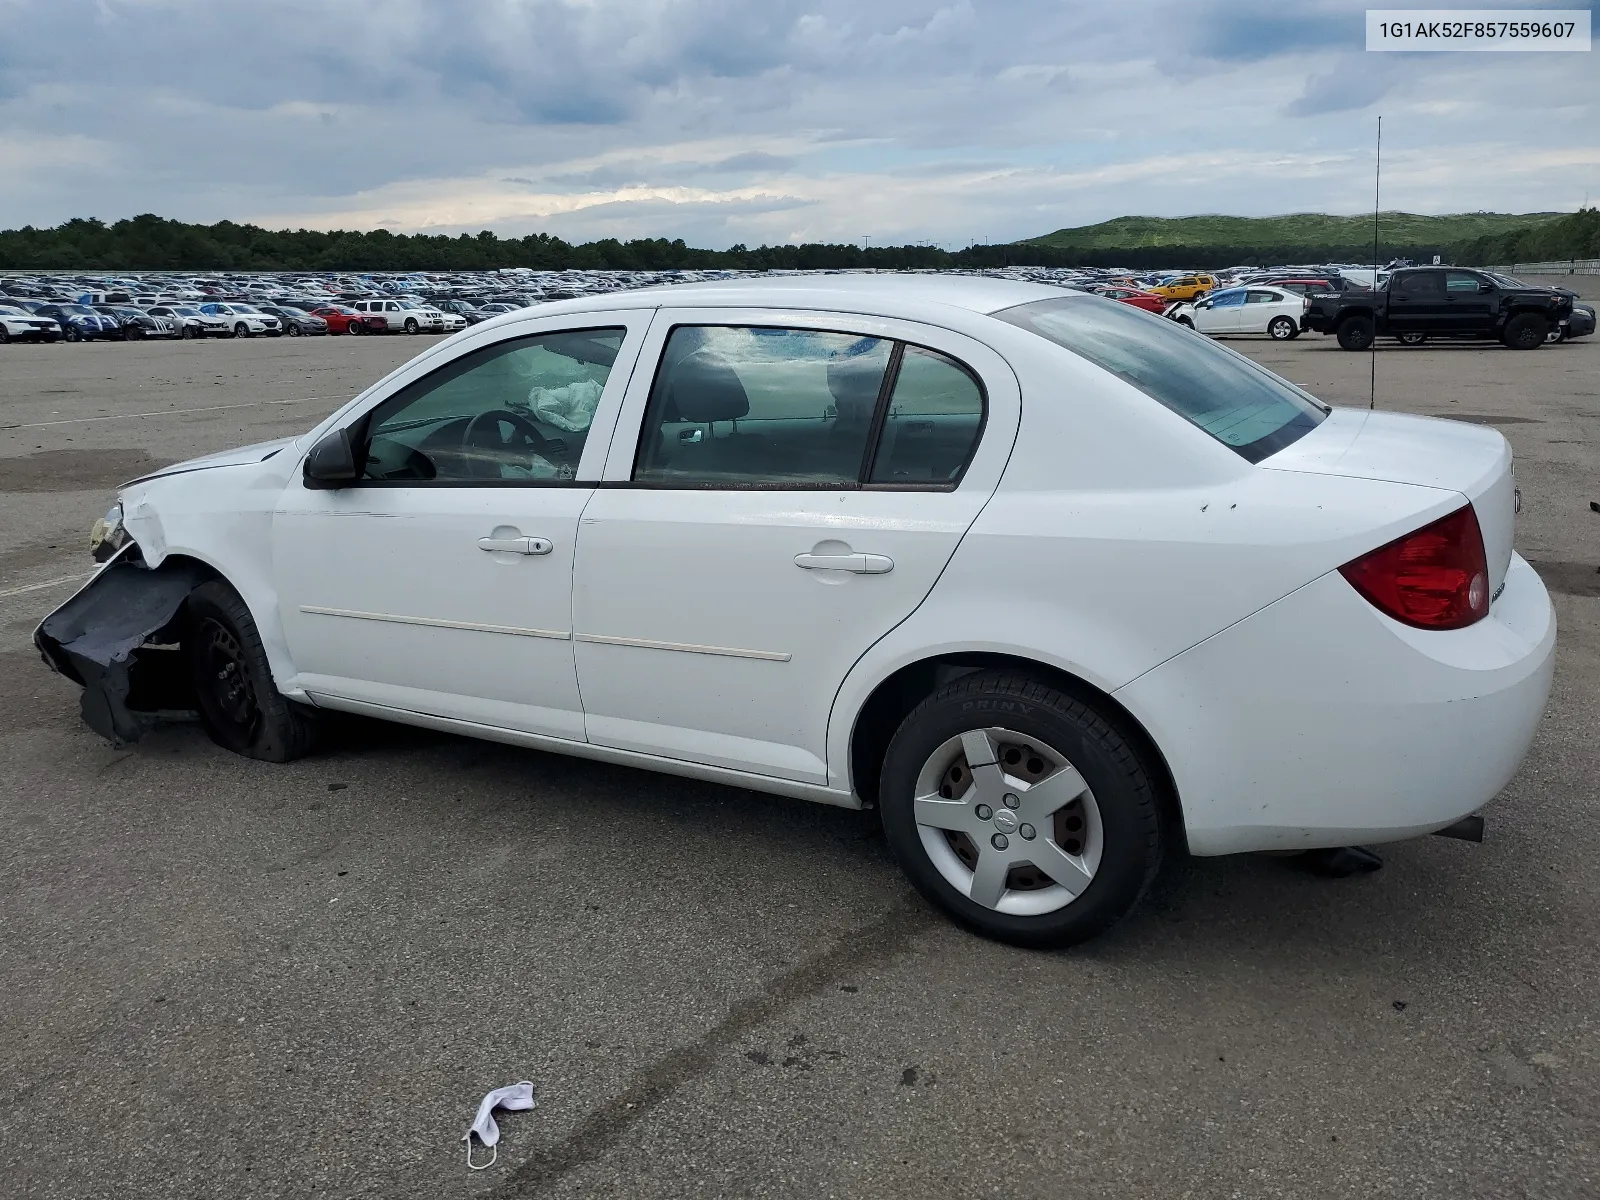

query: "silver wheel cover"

left=913, top=727, right=1103, bottom=917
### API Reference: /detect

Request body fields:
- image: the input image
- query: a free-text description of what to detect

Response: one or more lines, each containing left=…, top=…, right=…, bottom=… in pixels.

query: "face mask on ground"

left=462, top=1080, right=537, bottom=1170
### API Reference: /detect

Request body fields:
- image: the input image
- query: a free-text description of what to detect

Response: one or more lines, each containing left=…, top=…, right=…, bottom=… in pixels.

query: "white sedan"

left=37, top=277, right=1554, bottom=946
left=1190, top=285, right=1307, bottom=339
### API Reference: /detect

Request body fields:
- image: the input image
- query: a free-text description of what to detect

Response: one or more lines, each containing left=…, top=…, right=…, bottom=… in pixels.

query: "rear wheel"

left=879, top=671, right=1163, bottom=948
left=1502, top=313, right=1547, bottom=350
left=1268, top=316, right=1296, bottom=340
left=185, top=580, right=318, bottom=762
left=1336, top=315, right=1375, bottom=351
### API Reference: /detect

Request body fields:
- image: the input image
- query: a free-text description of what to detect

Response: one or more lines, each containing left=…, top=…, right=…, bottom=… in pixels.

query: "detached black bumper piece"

left=35, top=557, right=211, bottom=744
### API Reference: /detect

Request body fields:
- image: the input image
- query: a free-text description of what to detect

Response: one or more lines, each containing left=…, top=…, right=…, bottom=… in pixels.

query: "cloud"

left=0, top=0, right=1594, bottom=245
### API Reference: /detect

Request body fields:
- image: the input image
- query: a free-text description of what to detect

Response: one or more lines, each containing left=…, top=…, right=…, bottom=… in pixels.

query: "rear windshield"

left=994, top=295, right=1326, bottom=462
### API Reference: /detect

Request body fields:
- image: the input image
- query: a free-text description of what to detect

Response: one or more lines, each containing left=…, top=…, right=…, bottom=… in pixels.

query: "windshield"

left=172, top=306, right=201, bottom=316
left=58, top=304, right=95, bottom=315
left=0, top=305, right=29, bottom=316
left=1486, top=272, right=1530, bottom=289
left=995, top=295, right=1326, bottom=463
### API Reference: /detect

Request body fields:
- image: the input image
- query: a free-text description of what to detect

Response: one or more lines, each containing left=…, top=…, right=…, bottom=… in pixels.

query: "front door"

left=1195, top=288, right=1246, bottom=334
left=571, top=311, right=1018, bottom=783
left=1444, top=270, right=1495, bottom=335
left=273, top=319, right=647, bottom=738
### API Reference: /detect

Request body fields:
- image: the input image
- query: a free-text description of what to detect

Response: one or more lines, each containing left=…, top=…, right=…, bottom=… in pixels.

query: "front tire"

left=1397, top=332, right=1427, bottom=346
left=1268, top=316, right=1296, bottom=340
left=879, top=671, right=1163, bottom=948
left=1502, top=313, right=1547, bottom=349
left=404, top=317, right=419, bottom=335
left=233, top=322, right=249, bottom=339
left=185, top=580, right=318, bottom=762
left=286, top=323, right=301, bottom=337
left=1336, top=315, right=1375, bottom=351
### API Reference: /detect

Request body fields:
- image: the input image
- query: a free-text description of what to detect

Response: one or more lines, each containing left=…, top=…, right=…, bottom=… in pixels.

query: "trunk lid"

left=1262, top=408, right=1516, bottom=595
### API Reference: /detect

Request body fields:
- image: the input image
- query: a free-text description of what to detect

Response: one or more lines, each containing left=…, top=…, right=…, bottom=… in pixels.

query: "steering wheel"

left=459, top=408, right=553, bottom=479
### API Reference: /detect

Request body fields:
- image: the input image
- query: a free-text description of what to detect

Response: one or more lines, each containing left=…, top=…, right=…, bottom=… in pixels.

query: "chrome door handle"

left=478, top=536, right=552, bottom=555
left=794, top=552, right=893, bottom=574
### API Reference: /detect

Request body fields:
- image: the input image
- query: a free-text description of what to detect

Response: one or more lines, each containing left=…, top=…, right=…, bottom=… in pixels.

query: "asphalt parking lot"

left=2, top=302, right=1597, bottom=1198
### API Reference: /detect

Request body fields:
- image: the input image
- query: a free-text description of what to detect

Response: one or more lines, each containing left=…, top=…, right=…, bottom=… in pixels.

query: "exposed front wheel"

left=1502, top=313, right=1548, bottom=349
left=879, top=671, right=1163, bottom=948
left=404, top=317, right=419, bottom=334
left=233, top=322, right=249, bottom=338
left=1336, top=315, right=1375, bottom=351
left=185, top=580, right=318, bottom=762
left=1268, top=316, right=1296, bottom=340
left=286, top=323, right=301, bottom=336
left=1396, top=332, right=1427, bottom=346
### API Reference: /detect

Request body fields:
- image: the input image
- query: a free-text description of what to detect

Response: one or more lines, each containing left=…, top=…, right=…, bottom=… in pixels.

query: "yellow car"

left=1150, top=274, right=1217, bottom=301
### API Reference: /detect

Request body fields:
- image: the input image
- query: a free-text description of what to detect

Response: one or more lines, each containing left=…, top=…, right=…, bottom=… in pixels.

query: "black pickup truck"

left=1304, top=267, right=1574, bottom=350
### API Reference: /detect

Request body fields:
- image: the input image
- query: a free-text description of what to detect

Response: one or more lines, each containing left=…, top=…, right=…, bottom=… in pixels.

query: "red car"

left=1095, top=287, right=1168, bottom=314
left=308, top=305, right=388, bottom=335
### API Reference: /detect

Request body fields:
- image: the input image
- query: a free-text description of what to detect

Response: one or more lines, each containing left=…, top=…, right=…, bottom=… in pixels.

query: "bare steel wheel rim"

left=913, top=727, right=1103, bottom=917
left=199, top=616, right=260, bottom=742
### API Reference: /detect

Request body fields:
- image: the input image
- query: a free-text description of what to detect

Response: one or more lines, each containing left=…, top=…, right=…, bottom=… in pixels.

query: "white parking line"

left=6, top=396, right=326, bottom=430
left=0, top=573, right=88, bottom=599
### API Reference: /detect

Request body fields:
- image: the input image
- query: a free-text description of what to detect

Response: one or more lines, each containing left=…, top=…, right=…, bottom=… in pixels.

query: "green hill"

left=1026, top=212, right=1566, bottom=251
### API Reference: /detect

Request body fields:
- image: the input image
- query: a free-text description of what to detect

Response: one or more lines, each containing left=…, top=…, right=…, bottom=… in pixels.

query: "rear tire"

left=878, top=670, right=1164, bottom=948
left=185, top=580, right=319, bottom=762
left=1336, top=315, right=1375, bottom=351
left=1268, top=316, right=1296, bottom=340
left=1501, top=313, right=1547, bottom=350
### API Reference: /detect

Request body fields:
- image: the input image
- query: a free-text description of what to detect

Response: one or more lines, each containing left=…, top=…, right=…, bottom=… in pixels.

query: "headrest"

left=826, top=354, right=884, bottom=424
left=667, top=350, right=750, bottom=423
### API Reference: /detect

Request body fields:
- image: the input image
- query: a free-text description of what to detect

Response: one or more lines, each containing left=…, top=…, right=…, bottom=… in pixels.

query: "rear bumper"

left=1117, top=552, right=1555, bottom=856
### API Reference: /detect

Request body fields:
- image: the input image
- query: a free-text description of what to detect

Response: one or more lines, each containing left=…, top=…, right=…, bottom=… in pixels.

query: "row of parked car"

left=2, top=263, right=1590, bottom=349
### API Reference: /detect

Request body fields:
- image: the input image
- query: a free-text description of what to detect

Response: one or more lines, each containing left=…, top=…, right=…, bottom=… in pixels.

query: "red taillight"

left=1339, top=505, right=1489, bottom=630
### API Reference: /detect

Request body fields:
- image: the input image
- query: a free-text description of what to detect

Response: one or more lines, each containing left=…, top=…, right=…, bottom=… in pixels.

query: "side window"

left=359, top=328, right=624, bottom=484
left=1212, top=290, right=1247, bottom=308
left=1445, top=271, right=1483, bottom=293
left=1397, top=272, right=1443, bottom=296
left=1245, top=290, right=1277, bottom=304
left=868, top=346, right=985, bottom=485
left=633, top=326, right=892, bottom=486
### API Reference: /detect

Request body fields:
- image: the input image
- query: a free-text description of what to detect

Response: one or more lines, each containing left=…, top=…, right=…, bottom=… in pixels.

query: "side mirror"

left=1479, top=281, right=1494, bottom=293
left=303, top=428, right=359, bottom=489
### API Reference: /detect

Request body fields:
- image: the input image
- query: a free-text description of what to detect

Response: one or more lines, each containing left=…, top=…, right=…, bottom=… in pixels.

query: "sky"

left=1, top=0, right=1597, bottom=247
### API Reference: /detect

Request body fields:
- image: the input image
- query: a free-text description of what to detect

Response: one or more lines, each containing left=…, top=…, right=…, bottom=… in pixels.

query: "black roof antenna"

left=1370, top=115, right=1381, bottom=411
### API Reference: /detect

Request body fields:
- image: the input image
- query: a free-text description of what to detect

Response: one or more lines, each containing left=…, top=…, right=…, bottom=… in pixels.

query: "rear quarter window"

left=995, top=295, right=1326, bottom=463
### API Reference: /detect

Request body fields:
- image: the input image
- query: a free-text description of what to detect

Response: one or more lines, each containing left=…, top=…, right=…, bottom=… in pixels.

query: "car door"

left=1444, top=270, right=1495, bottom=334
left=1388, top=270, right=1444, bottom=333
left=272, top=314, right=650, bottom=738
left=1194, top=288, right=1246, bottom=334
left=1244, top=288, right=1295, bottom=333
left=572, top=309, right=1020, bottom=784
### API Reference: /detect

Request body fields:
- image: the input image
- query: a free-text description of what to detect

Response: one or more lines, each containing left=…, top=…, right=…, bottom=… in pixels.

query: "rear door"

left=1388, top=270, right=1445, bottom=334
left=572, top=308, right=1020, bottom=783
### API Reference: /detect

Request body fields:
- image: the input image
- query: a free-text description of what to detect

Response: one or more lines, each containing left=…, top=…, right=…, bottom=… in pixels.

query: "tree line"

left=1, top=210, right=1594, bottom=273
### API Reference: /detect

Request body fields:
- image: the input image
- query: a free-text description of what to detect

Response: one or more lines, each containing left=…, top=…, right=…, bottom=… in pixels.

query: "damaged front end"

left=35, top=544, right=210, bottom=745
